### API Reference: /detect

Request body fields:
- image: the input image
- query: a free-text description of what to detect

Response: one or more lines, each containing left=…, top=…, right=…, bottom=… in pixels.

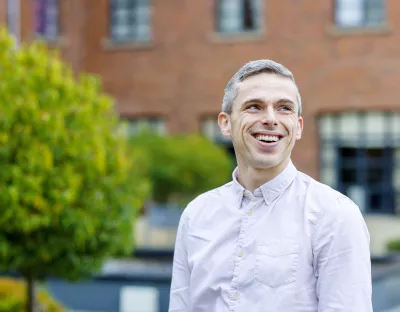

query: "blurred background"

left=1, top=0, right=400, bottom=311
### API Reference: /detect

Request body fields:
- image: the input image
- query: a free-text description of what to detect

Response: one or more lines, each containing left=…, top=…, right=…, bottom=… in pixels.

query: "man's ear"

left=218, top=112, right=231, bottom=138
left=296, top=116, right=303, bottom=140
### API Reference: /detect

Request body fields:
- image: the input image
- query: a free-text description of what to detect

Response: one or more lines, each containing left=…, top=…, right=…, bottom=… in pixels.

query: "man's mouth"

left=252, top=134, right=282, bottom=143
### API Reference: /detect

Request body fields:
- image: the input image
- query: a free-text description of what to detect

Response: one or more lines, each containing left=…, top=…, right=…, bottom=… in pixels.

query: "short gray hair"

left=222, top=59, right=302, bottom=115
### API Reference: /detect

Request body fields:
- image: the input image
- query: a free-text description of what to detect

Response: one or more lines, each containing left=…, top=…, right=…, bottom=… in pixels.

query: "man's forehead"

left=238, top=72, right=296, bottom=89
left=236, top=73, right=298, bottom=100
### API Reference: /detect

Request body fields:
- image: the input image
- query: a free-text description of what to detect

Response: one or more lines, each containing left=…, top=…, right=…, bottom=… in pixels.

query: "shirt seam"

left=311, top=195, right=343, bottom=249
left=310, top=204, right=326, bottom=249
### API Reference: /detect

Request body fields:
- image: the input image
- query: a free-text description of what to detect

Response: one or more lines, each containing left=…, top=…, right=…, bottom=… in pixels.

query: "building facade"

left=1, top=0, right=400, bottom=254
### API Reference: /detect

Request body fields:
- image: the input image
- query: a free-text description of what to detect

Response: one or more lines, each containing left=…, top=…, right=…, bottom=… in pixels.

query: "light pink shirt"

left=169, top=162, right=372, bottom=312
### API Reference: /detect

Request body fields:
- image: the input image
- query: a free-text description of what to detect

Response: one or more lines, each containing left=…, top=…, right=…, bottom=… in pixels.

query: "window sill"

left=102, top=38, right=154, bottom=51
left=326, top=24, right=392, bottom=37
left=209, top=31, right=265, bottom=44
left=34, top=36, right=67, bottom=48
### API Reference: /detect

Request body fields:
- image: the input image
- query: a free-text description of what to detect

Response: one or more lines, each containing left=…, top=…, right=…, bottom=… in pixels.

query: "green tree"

left=0, top=30, right=149, bottom=311
left=130, top=130, right=233, bottom=207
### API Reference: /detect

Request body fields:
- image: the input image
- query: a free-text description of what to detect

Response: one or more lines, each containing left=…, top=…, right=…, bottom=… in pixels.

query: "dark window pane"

left=341, top=168, right=357, bottom=184
left=368, top=187, right=394, bottom=214
left=369, top=192, right=383, bottom=212
left=366, top=148, right=384, bottom=158
left=340, top=147, right=358, bottom=158
left=367, top=167, right=384, bottom=184
left=341, top=159, right=358, bottom=169
left=243, top=0, right=255, bottom=30
left=337, top=146, right=394, bottom=214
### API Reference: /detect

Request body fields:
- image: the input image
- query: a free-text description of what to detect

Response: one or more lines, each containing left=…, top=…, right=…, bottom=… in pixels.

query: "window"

left=338, top=147, right=394, bottom=214
left=217, top=0, right=261, bottom=34
left=201, top=116, right=230, bottom=144
left=201, top=116, right=236, bottom=160
left=7, top=0, right=20, bottom=44
left=318, top=112, right=400, bottom=214
left=122, top=117, right=166, bottom=136
left=34, top=0, right=59, bottom=39
left=110, top=0, right=151, bottom=42
left=335, top=0, right=386, bottom=28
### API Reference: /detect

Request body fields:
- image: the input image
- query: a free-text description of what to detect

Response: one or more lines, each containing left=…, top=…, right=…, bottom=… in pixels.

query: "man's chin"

left=250, top=157, right=279, bottom=170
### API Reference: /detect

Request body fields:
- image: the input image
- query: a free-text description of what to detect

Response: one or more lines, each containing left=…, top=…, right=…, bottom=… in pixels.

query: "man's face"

left=218, top=73, right=303, bottom=171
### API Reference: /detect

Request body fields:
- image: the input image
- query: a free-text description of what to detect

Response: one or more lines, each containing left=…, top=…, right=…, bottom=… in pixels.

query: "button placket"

left=228, top=191, right=251, bottom=310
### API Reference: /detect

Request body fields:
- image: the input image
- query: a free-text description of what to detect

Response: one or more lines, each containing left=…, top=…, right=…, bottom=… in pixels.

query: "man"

left=169, top=60, right=372, bottom=311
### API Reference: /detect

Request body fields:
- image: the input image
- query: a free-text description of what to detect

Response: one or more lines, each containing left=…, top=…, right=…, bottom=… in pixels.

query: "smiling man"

left=169, top=60, right=372, bottom=312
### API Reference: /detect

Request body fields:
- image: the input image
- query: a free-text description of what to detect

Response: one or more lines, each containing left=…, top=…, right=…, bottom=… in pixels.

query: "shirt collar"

left=232, top=162, right=298, bottom=206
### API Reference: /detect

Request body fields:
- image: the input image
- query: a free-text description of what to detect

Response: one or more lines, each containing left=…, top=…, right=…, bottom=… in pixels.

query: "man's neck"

left=237, top=159, right=290, bottom=193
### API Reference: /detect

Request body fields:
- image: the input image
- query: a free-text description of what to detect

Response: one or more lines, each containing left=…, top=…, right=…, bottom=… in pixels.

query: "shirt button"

left=238, top=250, right=243, bottom=257
left=243, top=190, right=250, bottom=196
left=233, top=293, right=239, bottom=300
left=247, top=210, right=253, bottom=216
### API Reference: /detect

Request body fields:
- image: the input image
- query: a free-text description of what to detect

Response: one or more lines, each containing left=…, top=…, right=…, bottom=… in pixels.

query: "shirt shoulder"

left=296, top=174, right=371, bottom=264
left=296, top=171, right=363, bottom=234
left=181, top=181, right=233, bottom=222
left=297, top=170, right=358, bottom=208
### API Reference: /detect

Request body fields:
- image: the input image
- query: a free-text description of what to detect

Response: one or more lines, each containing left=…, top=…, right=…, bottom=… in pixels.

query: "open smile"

left=251, top=133, right=283, bottom=147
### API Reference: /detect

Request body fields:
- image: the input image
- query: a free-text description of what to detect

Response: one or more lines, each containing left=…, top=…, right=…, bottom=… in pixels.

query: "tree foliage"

left=0, top=29, right=148, bottom=283
left=0, top=278, right=64, bottom=312
left=130, top=130, right=233, bottom=206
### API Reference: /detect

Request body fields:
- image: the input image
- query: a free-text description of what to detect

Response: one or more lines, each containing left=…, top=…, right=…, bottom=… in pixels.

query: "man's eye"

left=279, top=105, right=292, bottom=111
left=248, top=104, right=260, bottom=110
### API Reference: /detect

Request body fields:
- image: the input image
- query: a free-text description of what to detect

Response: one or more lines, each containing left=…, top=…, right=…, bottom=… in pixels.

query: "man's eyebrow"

left=241, top=97, right=296, bottom=106
left=242, top=98, right=264, bottom=105
left=275, top=98, right=295, bottom=105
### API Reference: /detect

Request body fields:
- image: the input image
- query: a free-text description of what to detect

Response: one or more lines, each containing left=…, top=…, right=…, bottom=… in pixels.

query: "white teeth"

left=255, top=135, right=279, bottom=142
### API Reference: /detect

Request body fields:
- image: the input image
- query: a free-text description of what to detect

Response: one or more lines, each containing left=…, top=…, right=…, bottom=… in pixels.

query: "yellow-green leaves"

left=0, top=277, right=65, bottom=312
left=0, top=29, right=145, bottom=281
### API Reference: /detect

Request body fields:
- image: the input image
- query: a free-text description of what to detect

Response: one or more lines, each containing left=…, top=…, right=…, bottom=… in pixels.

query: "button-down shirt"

left=169, top=162, right=372, bottom=312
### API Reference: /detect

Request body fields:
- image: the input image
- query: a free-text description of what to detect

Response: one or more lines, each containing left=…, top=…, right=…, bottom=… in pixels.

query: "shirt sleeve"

left=313, top=195, right=373, bottom=311
left=169, top=211, right=191, bottom=312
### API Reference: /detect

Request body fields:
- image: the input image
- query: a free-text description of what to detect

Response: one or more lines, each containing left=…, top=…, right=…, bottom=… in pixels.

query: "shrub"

left=129, top=131, right=232, bottom=206
left=387, top=239, right=400, bottom=252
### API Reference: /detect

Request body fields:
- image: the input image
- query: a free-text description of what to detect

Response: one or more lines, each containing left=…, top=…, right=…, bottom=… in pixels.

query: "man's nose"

left=261, top=106, right=278, bottom=126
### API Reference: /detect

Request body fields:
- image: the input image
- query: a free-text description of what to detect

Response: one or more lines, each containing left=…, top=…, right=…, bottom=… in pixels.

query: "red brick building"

left=2, top=1, right=400, bottom=224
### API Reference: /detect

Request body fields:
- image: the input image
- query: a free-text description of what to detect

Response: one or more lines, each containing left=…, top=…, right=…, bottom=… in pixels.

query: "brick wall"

left=2, top=0, right=400, bottom=178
